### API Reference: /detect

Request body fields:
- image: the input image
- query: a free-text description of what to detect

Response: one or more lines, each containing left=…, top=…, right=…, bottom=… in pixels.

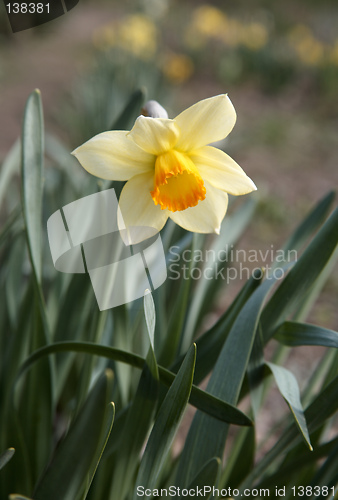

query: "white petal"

left=169, top=181, right=228, bottom=234
left=128, top=115, right=180, bottom=155
left=72, top=131, right=154, bottom=180
left=190, top=146, right=257, bottom=195
left=118, top=172, right=169, bottom=243
left=174, top=94, right=237, bottom=152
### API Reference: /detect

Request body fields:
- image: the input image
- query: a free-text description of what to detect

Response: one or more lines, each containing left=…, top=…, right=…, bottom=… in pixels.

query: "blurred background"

left=0, top=0, right=337, bottom=349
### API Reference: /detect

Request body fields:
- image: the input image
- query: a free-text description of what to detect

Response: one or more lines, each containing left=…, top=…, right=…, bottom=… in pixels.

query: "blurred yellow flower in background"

left=92, top=14, right=157, bottom=60
left=288, top=25, right=326, bottom=66
left=162, top=52, right=194, bottom=84
left=241, top=22, right=269, bottom=51
left=72, top=95, right=256, bottom=243
left=92, top=23, right=115, bottom=51
left=192, top=5, right=228, bottom=38
left=118, top=14, right=158, bottom=60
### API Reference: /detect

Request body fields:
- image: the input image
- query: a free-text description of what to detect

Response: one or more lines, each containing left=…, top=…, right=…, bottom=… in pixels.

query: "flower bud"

left=141, top=100, right=168, bottom=119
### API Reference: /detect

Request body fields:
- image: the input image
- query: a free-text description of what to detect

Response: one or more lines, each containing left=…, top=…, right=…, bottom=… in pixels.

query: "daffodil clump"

left=73, top=95, right=256, bottom=242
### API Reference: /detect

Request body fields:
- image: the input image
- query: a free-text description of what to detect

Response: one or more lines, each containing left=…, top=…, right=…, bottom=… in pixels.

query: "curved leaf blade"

left=18, top=341, right=252, bottom=426
left=34, top=370, right=114, bottom=500
left=21, top=89, right=44, bottom=285
left=275, top=321, right=338, bottom=348
left=0, top=448, right=15, bottom=470
left=262, top=207, right=338, bottom=341
left=185, top=458, right=221, bottom=500
left=266, top=361, right=312, bottom=450
left=133, top=344, right=196, bottom=497
left=176, top=270, right=284, bottom=488
left=109, top=293, right=159, bottom=499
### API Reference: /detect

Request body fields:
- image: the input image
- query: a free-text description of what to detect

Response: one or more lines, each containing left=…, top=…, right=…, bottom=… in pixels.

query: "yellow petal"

left=190, top=146, right=257, bottom=195
left=118, top=172, right=169, bottom=243
left=72, top=131, right=154, bottom=180
left=128, top=116, right=180, bottom=155
left=174, top=94, right=236, bottom=152
left=169, top=181, right=228, bottom=234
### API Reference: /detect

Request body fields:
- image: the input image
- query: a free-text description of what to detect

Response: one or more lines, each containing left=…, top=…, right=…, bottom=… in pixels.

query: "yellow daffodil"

left=72, top=95, right=256, bottom=242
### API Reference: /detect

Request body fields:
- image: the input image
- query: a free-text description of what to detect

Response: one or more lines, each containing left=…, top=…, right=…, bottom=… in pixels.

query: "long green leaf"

left=221, top=426, right=255, bottom=488
left=275, top=321, right=338, bottom=348
left=257, top=437, right=338, bottom=489
left=0, top=139, right=21, bottom=209
left=0, top=207, right=22, bottom=248
left=21, top=89, right=44, bottom=286
left=144, top=290, right=156, bottom=351
left=176, top=270, right=283, bottom=488
left=261, top=207, right=338, bottom=342
left=109, top=293, right=159, bottom=500
left=310, top=440, right=338, bottom=489
left=0, top=448, right=15, bottom=470
left=111, top=88, right=146, bottom=130
left=183, top=198, right=257, bottom=347
left=159, top=234, right=199, bottom=366
left=16, top=302, right=53, bottom=482
left=279, top=191, right=336, bottom=256
left=192, top=268, right=263, bottom=385
left=18, top=341, right=252, bottom=426
left=34, top=370, right=114, bottom=500
left=185, top=458, right=221, bottom=500
left=9, top=496, right=33, bottom=500
left=133, top=344, right=196, bottom=497
left=240, top=374, right=338, bottom=489
left=266, top=361, right=312, bottom=450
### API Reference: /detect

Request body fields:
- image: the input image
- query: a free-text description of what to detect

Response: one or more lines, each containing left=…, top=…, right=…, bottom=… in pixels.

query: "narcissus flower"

left=72, top=95, right=256, bottom=242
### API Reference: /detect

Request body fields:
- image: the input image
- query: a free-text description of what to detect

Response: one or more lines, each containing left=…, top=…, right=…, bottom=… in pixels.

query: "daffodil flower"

left=72, top=95, right=256, bottom=242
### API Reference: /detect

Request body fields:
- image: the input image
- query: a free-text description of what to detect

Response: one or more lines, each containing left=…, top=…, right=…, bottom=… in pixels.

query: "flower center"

left=150, top=150, right=206, bottom=212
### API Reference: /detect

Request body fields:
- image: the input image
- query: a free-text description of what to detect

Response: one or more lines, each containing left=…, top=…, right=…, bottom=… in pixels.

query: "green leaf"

left=133, top=344, right=196, bottom=497
left=85, top=401, right=115, bottom=499
left=111, top=88, right=146, bottom=130
left=160, top=233, right=201, bottom=366
left=279, top=191, right=336, bottom=256
left=192, top=268, right=263, bottom=385
left=18, top=341, right=252, bottom=426
left=21, top=89, right=44, bottom=286
left=185, top=457, right=221, bottom=500
left=144, top=290, right=156, bottom=350
left=0, top=207, right=22, bottom=248
left=275, top=321, right=338, bottom=348
left=310, top=440, right=338, bottom=489
left=0, top=448, right=15, bottom=470
left=108, top=293, right=159, bottom=500
left=261, top=206, right=338, bottom=342
left=266, top=361, right=312, bottom=450
left=257, top=437, right=338, bottom=489
left=5, top=233, right=27, bottom=329
left=240, top=374, right=338, bottom=489
left=183, top=198, right=257, bottom=347
left=176, top=270, right=282, bottom=488
left=16, top=302, right=53, bottom=482
left=0, top=139, right=21, bottom=209
left=34, top=370, right=114, bottom=500
left=221, top=426, right=255, bottom=488
left=9, top=495, right=33, bottom=500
